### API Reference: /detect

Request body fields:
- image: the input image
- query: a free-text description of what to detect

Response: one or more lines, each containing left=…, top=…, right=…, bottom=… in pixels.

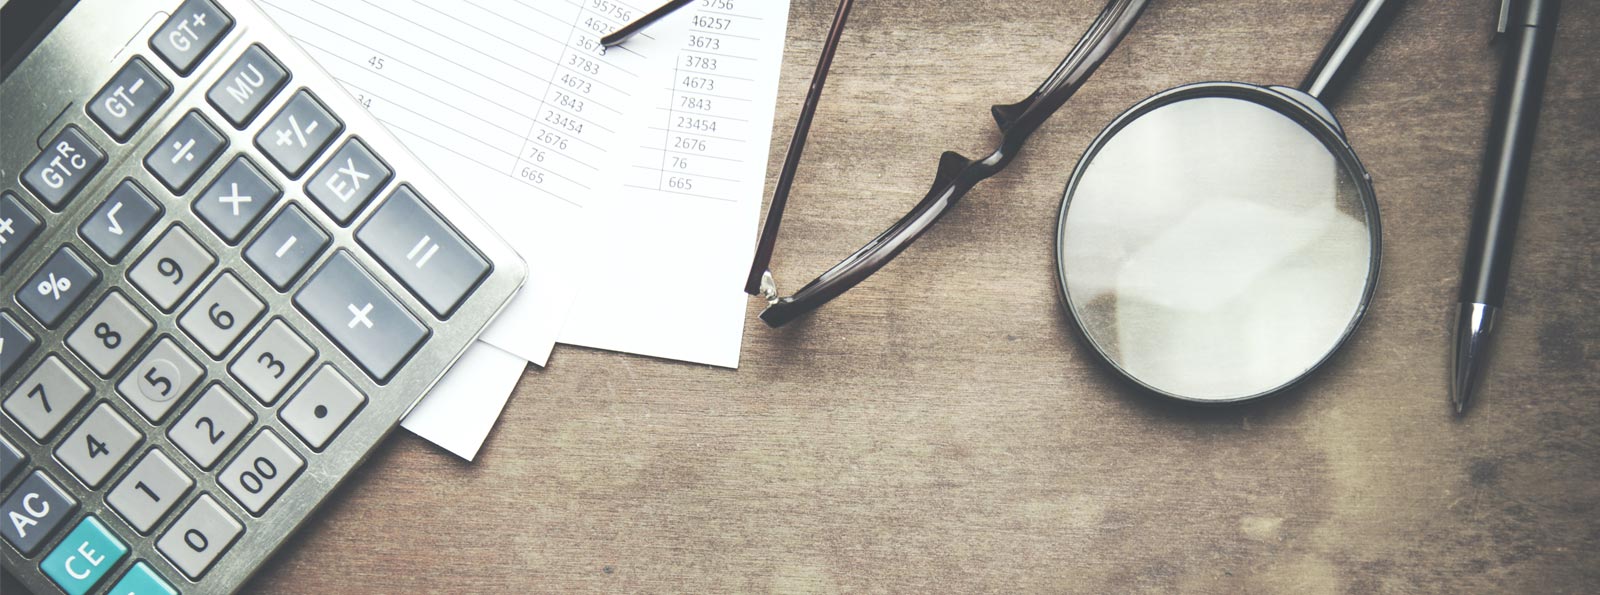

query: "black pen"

left=1452, top=0, right=1561, bottom=414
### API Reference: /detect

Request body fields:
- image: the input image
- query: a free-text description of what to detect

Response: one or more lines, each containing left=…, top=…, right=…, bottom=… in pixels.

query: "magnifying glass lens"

left=1059, top=95, right=1374, bottom=401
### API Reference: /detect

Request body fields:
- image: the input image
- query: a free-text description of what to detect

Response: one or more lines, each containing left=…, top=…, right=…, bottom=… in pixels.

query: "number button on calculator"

left=294, top=251, right=429, bottom=382
left=79, top=180, right=163, bottom=263
left=220, top=429, right=303, bottom=514
left=156, top=493, right=242, bottom=580
left=22, top=126, right=106, bottom=211
left=65, top=291, right=153, bottom=377
left=88, top=57, right=172, bottom=142
left=54, top=402, right=141, bottom=489
left=149, top=0, right=233, bottom=76
left=4, top=355, right=91, bottom=441
left=108, top=449, right=194, bottom=534
left=255, top=89, right=342, bottom=177
left=129, top=225, right=217, bottom=312
left=230, top=319, right=315, bottom=405
left=168, top=384, right=252, bottom=469
left=117, top=337, right=204, bottom=424
left=179, top=272, right=264, bottom=358
left=0, top=470, right=77, bottom=555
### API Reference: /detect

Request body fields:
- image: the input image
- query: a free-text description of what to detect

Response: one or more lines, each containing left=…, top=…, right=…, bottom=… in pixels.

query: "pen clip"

left=1496, top=0, right=1513, bottom=35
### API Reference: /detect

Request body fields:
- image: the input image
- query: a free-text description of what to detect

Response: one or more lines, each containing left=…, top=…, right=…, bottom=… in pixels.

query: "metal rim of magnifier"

left=1053, top=81, right=1384, bottom=404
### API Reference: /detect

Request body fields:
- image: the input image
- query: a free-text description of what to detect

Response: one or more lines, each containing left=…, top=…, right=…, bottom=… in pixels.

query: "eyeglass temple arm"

left=757, top=0, right=1148, bottom=327
left=744, top=0, right=857, bottom=296
left=1300, top=0, right=1406, bottom=103
left=600, top=0, right=694, bottom=48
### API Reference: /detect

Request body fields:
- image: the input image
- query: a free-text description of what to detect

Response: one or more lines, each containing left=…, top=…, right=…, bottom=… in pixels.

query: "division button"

left=294, top=251, right=428, bottom=382
left=88, top=57, right=172, bottom=141
left=144, top=111, right=227, bottom=194
left=357, top=185, right=489, bottom=317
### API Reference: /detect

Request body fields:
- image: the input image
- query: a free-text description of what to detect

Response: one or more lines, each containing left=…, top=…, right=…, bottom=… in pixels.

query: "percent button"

left=17, top=246, right=100, bottom=328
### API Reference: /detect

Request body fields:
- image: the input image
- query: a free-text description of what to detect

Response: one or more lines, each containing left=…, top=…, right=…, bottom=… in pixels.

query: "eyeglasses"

left=607, top=0, right=1151, bottom=327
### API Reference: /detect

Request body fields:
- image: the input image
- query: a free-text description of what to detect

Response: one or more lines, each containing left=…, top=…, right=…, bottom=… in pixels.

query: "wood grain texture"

left=245, top=1, right=1599, bottom=593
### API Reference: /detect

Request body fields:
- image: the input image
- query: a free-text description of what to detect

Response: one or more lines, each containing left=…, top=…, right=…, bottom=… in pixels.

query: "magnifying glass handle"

left=1299, top=0, right=1405, bottom=103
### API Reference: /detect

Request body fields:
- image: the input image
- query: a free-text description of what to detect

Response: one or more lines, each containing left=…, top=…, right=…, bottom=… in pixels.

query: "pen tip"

left=1451, top=303, right=1498, bottom=416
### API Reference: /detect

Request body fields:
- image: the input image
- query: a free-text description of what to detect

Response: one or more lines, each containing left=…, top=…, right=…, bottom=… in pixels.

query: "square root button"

left=357, top=186, right=489, bottom=318
left=294, top=251, right=428, bottom=382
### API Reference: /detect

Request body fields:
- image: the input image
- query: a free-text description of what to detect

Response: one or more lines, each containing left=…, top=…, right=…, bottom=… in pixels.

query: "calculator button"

left=4, top=355, right=91, bottom=441
left=207, top=44, right=290, bottom=128
left=219, top=429, right=304, bottom=515
left=41, top=515, right=128, bottom=595
left=66, top=291, right=154, bottom=377
left=1, top=191, right=44, bottom=271
left=54, top=402, right=141, bottom=489
left=280, top=365, right=366, bottom=450
left=145, top=111, right=227, bottom=194
left=0, top=311, right=37, bottom=381
left=0, top=470, right=77, bottom=555
left=307, top=138, right=392, bottom=224
left=129, top=225, right=217, bottom=312
left=244, top=204, right=328, bottom=290
left=168, top=384, right=253, bottom=469
left=118, top=336, right=205, bottom=423
left=230, top=319, right=316, bottom=405
left=17, top=245, right=99, bottom=328
left=108, top=449, right=193, bottom=534
left=157, top=493, right=242, bottom=579
left=87, top=57, right=172, bottom=142
left=358, top=186, right=489, bottom=318
left=294, top=251, right=429, bottom=382
left=193, top=156, right=281, bottom=244
left=149, top=0, right=233, bottom=76
left=0, top=434, right=23, bottom=485
left=255, top=89, right=342, bottom=177
left=79, top=180, right=163, bottom=262
left=179, top=272, right=264, bottom=358
left=108, top=561, right=179, bottom=595
left=22, top=126, right=106, bottom=211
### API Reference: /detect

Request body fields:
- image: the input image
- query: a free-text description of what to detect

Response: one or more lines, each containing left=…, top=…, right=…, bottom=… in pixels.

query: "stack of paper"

left=262, top=0, right=792, bottom=459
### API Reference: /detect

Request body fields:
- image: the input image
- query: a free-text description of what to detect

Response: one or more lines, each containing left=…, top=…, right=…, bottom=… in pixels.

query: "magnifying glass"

left=1055, top=0, right=1403, bottom=403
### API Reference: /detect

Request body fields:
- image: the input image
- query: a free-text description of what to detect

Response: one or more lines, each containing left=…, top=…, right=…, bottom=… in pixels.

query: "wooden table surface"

left=246, top=1, right=1599, bottom=592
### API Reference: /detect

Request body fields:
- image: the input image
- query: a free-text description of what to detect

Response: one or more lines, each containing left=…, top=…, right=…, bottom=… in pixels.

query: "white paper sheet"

left=557, top=1, right=791, bottom=368
left=401, top=341, right=526, bottom=460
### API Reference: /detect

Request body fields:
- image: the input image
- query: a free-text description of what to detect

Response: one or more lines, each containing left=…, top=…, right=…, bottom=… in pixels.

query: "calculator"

left=0, top=0, right=527, bottom=593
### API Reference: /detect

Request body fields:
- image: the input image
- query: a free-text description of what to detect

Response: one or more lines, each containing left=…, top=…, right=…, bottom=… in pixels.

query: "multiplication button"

left=88, top=57, right=172, bottom=142
left=294, top=251, right=428, bottom=382
left=357, top=185, right=489, bottom=317
left=193, top=156, right=281, bottom=244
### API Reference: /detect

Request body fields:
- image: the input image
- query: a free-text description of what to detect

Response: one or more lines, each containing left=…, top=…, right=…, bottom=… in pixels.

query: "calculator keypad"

left=231, top=319, right=316, bottom=405
left=4, top=355, right=91, bottom=441
left=244, top=204, right=329, bottom=290
left=22, top=126, right=106, bottom=211
left=168, top=384, right=253, bottom=469
left=54, top=402, right=142, bottom=489
left=117, top=336, right=205, bottom=423
left=178, top=272, right=265, bottom=358
left=280, top=365, right=366, bottom=450
left=219, top=428, right=303, bottom=514
left=307, top=138, right=391, bottom=224
left=156, top=493, right=242, bottom=580
left=107, top=449, right=193, bottom=533
left=357, top=185, right=490, bottom=317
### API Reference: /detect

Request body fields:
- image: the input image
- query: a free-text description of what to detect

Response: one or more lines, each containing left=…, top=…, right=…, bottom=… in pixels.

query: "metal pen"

left=1452, top=0, right=1561, bottom=414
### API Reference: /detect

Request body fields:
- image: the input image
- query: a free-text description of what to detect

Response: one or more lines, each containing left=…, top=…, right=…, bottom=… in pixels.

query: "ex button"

left=294, top=251, right=428, bottom=382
